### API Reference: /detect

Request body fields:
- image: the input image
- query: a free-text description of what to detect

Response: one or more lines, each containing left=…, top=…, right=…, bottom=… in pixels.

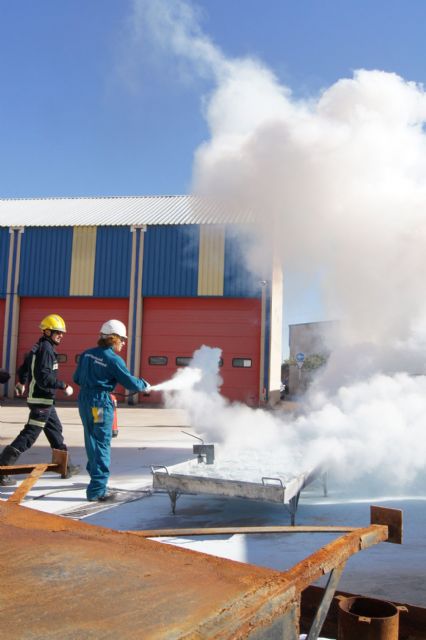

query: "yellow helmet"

left=39, top=314, right=67, bottom=333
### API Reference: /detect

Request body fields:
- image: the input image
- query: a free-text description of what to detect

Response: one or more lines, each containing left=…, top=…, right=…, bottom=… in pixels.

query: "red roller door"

left=0, top=299, right=5, bottom=368
left=17, top=298, right=129, bottom=399
left=140, top=298, right=261, bottom=406
left=0, top=299, right=5, bottom=396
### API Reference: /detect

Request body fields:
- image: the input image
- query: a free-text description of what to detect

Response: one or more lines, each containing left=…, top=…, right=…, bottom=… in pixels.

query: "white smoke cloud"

left=130, top=0, right=426, bottom=352
left=163, top=347, right=426, bottom=491
left=126, top=0, right=228, bottom=85
left=132, top=0, right=426, bottom=491
left=195, top=67, right=426, bottom=349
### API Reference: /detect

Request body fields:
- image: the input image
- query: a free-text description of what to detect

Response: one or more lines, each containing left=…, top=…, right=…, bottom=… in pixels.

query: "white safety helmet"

left=100, top=319, right=127, bottom=339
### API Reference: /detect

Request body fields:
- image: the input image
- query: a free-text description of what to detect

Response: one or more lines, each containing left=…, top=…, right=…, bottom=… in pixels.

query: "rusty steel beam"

left=284, top=524, right=389, bottom=594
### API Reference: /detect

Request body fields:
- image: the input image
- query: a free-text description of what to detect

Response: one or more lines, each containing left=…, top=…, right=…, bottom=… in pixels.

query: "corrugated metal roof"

left=0, top=195, right=254, bottom=227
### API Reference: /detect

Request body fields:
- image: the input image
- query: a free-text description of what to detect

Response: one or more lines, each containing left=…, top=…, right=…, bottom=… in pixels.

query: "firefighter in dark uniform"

left=0, top=314, right=80, bottom=486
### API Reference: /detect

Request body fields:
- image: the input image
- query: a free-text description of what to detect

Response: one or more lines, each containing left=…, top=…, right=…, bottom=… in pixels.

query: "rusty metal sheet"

left=0, top=501, right=398, bottom=639
left=370, top=505, right=403, bottom=544
left=0, top=501, right=300, bottom=639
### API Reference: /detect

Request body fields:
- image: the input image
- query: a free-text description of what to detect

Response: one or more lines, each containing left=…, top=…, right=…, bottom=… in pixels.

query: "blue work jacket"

left=73, top=346, right=147, bottom=394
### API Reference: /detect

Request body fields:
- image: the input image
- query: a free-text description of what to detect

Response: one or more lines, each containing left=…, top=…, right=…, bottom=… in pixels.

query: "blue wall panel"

left=142, top=225, right=199, bottom=296
left=19, top=227, right=73, bottom=296
left=93, top=227, right=132, bottom=297
left=224, top=227, right=261, bottom=298
left=0, top=228, right=9, bottom=298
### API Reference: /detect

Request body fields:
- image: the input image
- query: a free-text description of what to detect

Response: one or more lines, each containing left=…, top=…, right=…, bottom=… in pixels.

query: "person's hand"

left=15, top=383, right=25, bottom=396
left=141, top=379, right=151, bottom=395
left=64, top=385, right=74, bottom=397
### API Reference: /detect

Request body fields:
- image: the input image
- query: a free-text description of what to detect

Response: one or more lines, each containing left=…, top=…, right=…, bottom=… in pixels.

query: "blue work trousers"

left=78, top=390, right=114, bottom=501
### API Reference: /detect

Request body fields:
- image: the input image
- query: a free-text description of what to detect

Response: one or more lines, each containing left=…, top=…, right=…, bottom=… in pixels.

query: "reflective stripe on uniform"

left=28, top=418, right=46, bottom=428
left=28, top=352, right=54, bottom=405
left=28, top=353, right=36, bottom=402
left=27, top=397, right=54, bottom=406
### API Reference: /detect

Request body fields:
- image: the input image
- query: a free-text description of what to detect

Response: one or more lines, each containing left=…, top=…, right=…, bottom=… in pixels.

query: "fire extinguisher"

left=110, top=393, right=119, bottom=438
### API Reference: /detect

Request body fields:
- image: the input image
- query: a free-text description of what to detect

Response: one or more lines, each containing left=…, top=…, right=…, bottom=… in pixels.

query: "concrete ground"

left=0, top=401, right=195, bottom=513
left=1, top=400, right=424, bottom=609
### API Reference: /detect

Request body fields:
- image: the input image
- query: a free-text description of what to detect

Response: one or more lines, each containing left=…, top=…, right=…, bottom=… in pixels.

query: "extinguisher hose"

left=111, top=390, right=148, bottom=398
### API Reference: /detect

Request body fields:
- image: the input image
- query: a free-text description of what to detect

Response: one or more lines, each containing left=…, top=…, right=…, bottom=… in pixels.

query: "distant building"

left=0, top=195, right=282, bottom=406
left=288, top=320, right=336, bottom=395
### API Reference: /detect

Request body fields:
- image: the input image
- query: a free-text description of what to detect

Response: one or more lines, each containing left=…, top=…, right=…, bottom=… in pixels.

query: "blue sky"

left=2, top=0, right=426, bottom=347
left=2, top=0, right=425, bottom=200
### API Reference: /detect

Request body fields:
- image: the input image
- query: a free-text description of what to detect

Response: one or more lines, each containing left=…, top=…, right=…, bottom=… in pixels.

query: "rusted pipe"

left=337, top=595, right=407, bottom=640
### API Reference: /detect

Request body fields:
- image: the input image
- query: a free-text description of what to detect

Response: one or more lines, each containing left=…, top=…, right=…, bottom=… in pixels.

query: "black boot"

left=0, top=445, right=20, bottom=486
left=88, top=490, right=117, bottom=503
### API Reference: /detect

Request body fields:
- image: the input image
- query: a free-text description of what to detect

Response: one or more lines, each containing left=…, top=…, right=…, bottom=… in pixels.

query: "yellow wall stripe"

left=69, top=227, right=97, bottom=296
left=197, top=225, right=224, bottom=296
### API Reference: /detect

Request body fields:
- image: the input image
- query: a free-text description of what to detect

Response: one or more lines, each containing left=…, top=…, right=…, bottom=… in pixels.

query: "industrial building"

left=288, top=320, right=335, bottom=396
left=0, top=195, right=282, bottom=405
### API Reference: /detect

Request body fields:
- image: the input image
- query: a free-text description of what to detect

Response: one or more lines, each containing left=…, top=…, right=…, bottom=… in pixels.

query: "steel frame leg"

left=168, top=490, right=180, bottom=514
left=288, top=492, right=301, bottom=526
left=305, top=561, right=346, bottom=640
left=322, top=472, right=328, bottom=497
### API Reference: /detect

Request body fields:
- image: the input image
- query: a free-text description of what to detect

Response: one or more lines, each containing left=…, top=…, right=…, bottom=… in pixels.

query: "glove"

left=15, top=382, right=25, bottom=396
left=142, top=379, right=151, bottom=395
left=63, top=385, right=74, bottom=397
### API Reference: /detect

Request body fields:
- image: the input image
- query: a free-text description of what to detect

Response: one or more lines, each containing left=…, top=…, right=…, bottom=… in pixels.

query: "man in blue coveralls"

left=73, top=319, right=150, bottom=502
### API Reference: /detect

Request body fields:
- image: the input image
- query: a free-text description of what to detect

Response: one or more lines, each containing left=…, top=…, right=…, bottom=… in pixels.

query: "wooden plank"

left=8, top=464, right=49, bottom=504
left=0, top=449, right=67, bottom=478
left=0, top=463, right=61, bottom=475
left=51, top=448, right=68, bottom=478
left=130, top=525, right=359, bottom=538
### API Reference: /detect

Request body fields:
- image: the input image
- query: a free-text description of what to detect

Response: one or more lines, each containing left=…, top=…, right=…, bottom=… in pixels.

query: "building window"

left=149, top=356, right=168, bottom=366
left=176, top=357, right=192, bottom=367
left=75, top=354, right=80, bottom=364
left=232, top=358, right=252, bottom=368
left=218, top=357, right=224, bottom=367
left=57, top=354, right=67, bottom=363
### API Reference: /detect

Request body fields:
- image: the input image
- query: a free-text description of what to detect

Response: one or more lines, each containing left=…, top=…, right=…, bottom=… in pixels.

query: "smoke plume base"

left=157, top=346, right=426, bottom=494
